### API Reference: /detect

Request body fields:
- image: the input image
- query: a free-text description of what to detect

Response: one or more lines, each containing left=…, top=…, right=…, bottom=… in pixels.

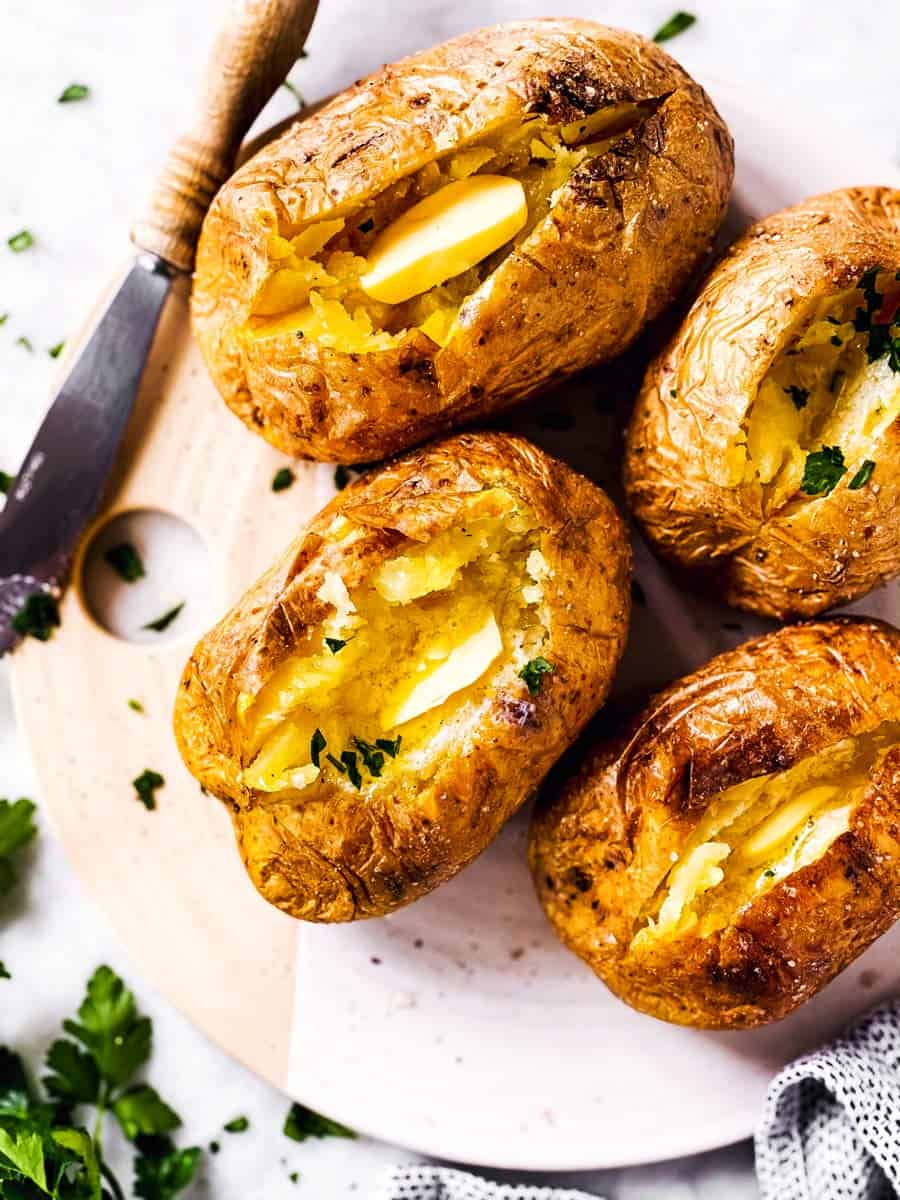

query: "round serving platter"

left=10, top=77, right=900, bottom=1171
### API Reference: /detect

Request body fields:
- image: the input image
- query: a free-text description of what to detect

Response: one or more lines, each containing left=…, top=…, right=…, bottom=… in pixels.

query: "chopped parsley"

left=352, top=736, right=385, bottom=778
left=310, top=728, right=327, bottom=767
left=283, top=1102, right=356, bottom=1143
left=324, top=637, right=346, bottom=653
left=652, top=11, right=696, bottom=42
left=325, top=752, right=345, bottom=773
left=48, top=341, right=65, bottom=358
left=143, top=602, right=184, bottom=632
left=784, top=385, right=809, bottom=410
left=133, top=769, right=164, bottom=810
left=128, top=698, right=145, bottom=713
left=518, top=656, right=555, bottom=696
left=272, top=466, right=294, bottom=492
left=224, top=1116, right=249, bottom=1133
left=15, top=335, right=32, bottom=352
left=7, top=230, right=34, bottom=253
left=12, top=590, right=60, bottom=642
left=0, top=470, right=13, bottom=495
left=340, top=750, right=363, bottom=790
left=800, top=446, right=846, bottom=496
left=848, top=459, right=876, bottom=491
left=58, top=82, right=90, bottom=102
left=104, top=540, right=145, bottom=582
left=375, top=735, right=402, bottom=758
left=334, top=465, right=351, bottom=490
left=830, top=335, right=843, bottom=347
left=851, top=267, right=900, bottom=368
left=763, top=868, right=776, bottom=878
left=0, top=313, right=7, bottom=325
left=358, top=217, right=374, bottom=233
left=281, top=79, right=306, bottom=107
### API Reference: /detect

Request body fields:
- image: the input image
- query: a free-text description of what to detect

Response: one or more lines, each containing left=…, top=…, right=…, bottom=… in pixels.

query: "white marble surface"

left=1, top=0, right=897, bottom=1196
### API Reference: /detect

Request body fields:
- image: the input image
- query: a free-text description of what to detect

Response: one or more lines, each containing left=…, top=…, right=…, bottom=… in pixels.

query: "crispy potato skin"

left=175, top=433, right=631, bottom=921
left=625, top=187, right=900, bottom=619
left=529, top=618, right=900, bottom=1029
left=192, top=20, right=733, bottom=463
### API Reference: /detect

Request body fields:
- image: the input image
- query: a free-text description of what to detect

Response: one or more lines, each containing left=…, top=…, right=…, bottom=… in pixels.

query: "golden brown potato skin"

left=192, top=20, right=733, bottom=463
left=625, top=187, right=900, bottom=619
left=529, top=618, right=900, bottom=1029
left=175, top=432, right=631, bottom=921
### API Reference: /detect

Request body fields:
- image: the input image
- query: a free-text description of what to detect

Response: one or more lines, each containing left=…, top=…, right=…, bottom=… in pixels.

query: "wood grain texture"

left=9, top=274, right=336, bottom=1089
left=131, top=0, right=318, bottom=271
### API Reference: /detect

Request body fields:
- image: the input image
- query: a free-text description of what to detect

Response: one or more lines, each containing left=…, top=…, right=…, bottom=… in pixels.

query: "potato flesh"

left=634, top=722, right=900, bottom=945
left=727, top=280, right=900, bottom=503
left=239, top=490, right=549, bottom=798
left=245, top=104, right=649, bottom=352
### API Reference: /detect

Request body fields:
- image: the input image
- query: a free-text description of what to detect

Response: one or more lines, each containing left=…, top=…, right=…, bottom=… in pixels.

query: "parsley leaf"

left=62, top=966, right=151, bottom=1087
left=112, top=1085, right=180, bottom=1142
left=375, top=736, right=402, bottom=758
left=134, top=770, right=164, bottom=811
left=848, top=459, right=876, bottom=491
left=142, top=602, right=184, bottom=633
left=0, top=1123, right=48, bottom=1189
left=310, top=729, right=326, bottom=768
left=283, top=1102, right=356, bottom=1143
left=224, top=1115, right=249, bottom=1133
left=0, top=1048, right=34, bottom=1118
left=134, top=1136, right=202, bottom=1200
left=48, top=341, right=65, bottom=359
left=324, top=637, right=346, bottom=654
left=653, top=11, right=696, bottom=42
left=0, top=799, right=37, bottom=896
left=7, top=230, right=34, bottom=253
left=43, top=1037, right=101, bottom=1104
left=59, top=83, right=90, bottom=103
left=12, top=591, right=60, bottom=642
left=518, top=656, right=555, bottom=696
left=784, top=385, right=808, bottom=410
left=800, top=446, right=846, bottom=496
left=104, top=541, right=145, bottom=583
left=272, top=467, right=294, bottom=492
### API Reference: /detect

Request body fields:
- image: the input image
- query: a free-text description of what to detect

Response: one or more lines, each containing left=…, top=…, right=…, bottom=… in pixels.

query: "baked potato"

left=175, top=432, right=631, bottom=921
left=529, top=618, right=900, bottom=1029
left=192, top=19, right=734, bottom=463
left=625, top=186, right=900, bottom=619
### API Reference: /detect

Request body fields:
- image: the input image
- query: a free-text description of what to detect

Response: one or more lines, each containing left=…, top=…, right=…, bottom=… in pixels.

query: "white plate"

left=286, top=78, right=900, bottom=1170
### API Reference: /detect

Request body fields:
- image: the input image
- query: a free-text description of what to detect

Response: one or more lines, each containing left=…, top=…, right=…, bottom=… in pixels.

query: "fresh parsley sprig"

left=0, top=967, right=201, bottom=1200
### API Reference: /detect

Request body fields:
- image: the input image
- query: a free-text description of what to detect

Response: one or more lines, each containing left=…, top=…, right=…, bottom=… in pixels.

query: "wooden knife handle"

left=131, top=0, right=318, bottom=272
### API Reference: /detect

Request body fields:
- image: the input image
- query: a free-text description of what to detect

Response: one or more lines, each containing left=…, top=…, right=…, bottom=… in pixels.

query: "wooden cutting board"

left=9, top=84, right=900, bottom=1170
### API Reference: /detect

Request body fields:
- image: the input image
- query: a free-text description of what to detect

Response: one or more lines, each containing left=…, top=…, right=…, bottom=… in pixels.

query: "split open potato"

left=192, top=19, right=733, bottom=462
left=529, top=618, right=900, bottom=1029
left=625, top=187, right=900, bottom=619
left=175, top=433, right=631, bottom=921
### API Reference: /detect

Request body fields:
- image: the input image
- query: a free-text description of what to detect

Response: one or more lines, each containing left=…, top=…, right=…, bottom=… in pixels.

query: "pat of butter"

left=360, top=176, right=528, bottom=306
left=383, top=611, right=502, bottom=728
left=741, top=784, right=840, bottom=860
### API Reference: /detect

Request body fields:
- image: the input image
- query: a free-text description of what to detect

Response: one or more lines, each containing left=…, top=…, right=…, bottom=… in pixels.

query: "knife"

left=0, top=0, right=318, bottom=655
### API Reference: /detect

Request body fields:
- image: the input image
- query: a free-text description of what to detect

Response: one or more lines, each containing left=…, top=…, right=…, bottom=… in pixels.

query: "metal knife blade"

left=0, top=254, right=173, bottom=655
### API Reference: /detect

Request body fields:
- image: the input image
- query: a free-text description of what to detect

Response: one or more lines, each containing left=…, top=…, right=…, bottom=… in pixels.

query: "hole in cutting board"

left=80, top=509, right=214, bottom=646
